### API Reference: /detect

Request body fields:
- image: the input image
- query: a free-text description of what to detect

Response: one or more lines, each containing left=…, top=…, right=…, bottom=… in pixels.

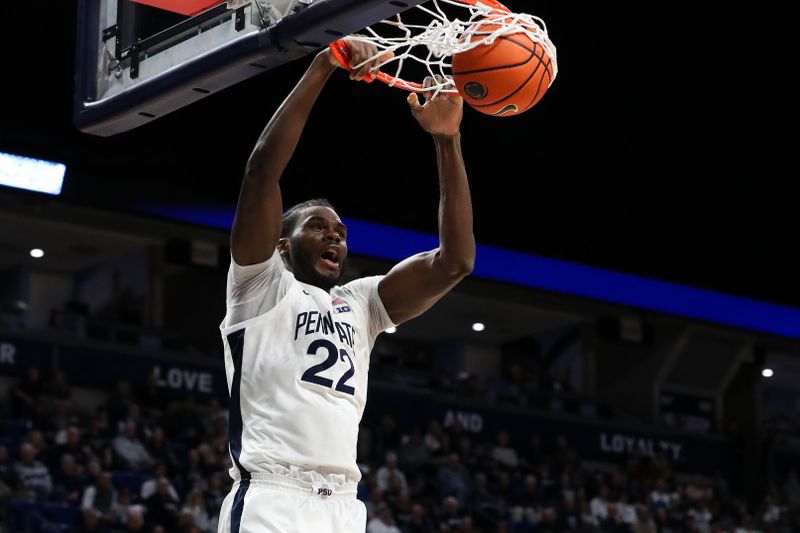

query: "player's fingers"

left=407, top=92, right=424, bottom=112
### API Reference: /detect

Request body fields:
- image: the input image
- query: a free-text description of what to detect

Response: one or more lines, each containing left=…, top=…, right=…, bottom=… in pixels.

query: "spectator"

left=632, top=504, right=657, bottom=533
left=144, top=476, right=180, bottom=530
left=438, top=495, right=462, bottom=530
left=145, top=426, right=178, bottom=473
left=51, top=424, right=93, bottom=470
left=437, top=453, right=472, bottom=506
left=113, top=420, right=153, bottom=472
left=203, top=473, right=228, bottom=525
left=106, top=380, right=134, bottom=426
left=52, top=452, right=86, bottom=504
left=140, top=462, right=180, bottom=501
left=471, top=472, right=505, bottom=521
left=399, top=426, right=430, bottom=473
left=13, top=440, right=52, bottom=499
left=114, top=505, right=148, bottom=532
left=490, top=430, right=519, bottom=469
left=81, top=471, right=119, bottom=526
left=46, top=369, right=73, bottom=402
left=181, top=488, right=213, bottom=532
left=135, top=371, right=168, bottom=417
left=110, top=487, right=137, bottom=527
left=367, top=502, right=402, bottom=533
left=9, top=366, right=44, bottom=419
left=591, top=485, right=610, bottom=521
left=377, top=451, right=408, bottom=493
left=401, top=503, right=436, bottom=533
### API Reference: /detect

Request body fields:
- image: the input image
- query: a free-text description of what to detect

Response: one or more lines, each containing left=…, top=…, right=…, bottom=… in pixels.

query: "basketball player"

left=217, top=37, right=474, bottom=533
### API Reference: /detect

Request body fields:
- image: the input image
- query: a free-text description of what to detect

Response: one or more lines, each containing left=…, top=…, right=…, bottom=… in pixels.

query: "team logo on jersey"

left=332, top=297, right=351, bottom=314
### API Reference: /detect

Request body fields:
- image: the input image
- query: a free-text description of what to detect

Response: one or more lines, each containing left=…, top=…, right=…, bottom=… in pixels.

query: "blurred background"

left=1, top=0, right=798, bottom=531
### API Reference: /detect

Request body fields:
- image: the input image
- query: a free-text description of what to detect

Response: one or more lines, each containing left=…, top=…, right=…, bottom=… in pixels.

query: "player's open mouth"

left=320, top=249, right=340, bottom=271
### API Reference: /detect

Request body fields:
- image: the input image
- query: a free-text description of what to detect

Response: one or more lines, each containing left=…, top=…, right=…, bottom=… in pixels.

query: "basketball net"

left=329, top=0, right=558, bottom=99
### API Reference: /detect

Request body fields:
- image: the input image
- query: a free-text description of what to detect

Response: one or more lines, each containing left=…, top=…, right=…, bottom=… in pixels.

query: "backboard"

left=74, top=0, right=428, bottom=136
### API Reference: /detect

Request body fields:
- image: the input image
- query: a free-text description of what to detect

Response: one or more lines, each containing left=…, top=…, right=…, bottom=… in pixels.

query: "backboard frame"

left=74, top=0, right=428, bottom=137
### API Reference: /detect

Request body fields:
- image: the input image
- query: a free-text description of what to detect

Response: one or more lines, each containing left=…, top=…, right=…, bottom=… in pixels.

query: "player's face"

left=286, top=206, right=348, bottom=291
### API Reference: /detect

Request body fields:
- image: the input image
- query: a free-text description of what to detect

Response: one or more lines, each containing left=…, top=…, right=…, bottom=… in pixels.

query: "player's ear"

left=277, top=238, right=289, bottom=256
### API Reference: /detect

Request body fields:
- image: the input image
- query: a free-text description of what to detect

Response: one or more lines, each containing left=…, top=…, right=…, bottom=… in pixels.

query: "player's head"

left=279, top=198, right=348, bottom=291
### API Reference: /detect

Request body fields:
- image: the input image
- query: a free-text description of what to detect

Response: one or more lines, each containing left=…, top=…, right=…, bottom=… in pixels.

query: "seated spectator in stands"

left=110, top=487, right=137, bottom=527
left=203, top=472, right=227, bottom=524
left=165, top=393, right=206, bottom=444
left=106, top=380, right=134, bottom=426
left=144, top=476, right=180, bottom=531
left=182, top=488, right=213, bottom=533
left=632, top=504, right=658, bottom=533
left=45, top=369, right=73, bottom=402
left=377, top=451, right=408, bottom=493
left=116, top=403, right=154, bottom=442
left=511, top=473, right=543, bottom=518
left=10, top=366, right=45, bottom=416
left=399, top=426, right=430, bottom=473
left=141, top=462, right=180, bottom=502
left=688, top=497, right=714, bottom=532
left=557, top=493, right=582, bottom=531
left=115, top=505, right=147, bottom=533
left=367, top=502, right=402, bottom=533
left=617, top=493, right=637, bottom=527
left=86, top=411, right=116, bottom=471
left=400, top=503, right=436, bottom=533
left=113, top=420, right=153, bottom=472
left=490, top=430, right=519, bottom=470
left=78, top=507, right=105, bottom=533
left=437, top=452, right=472, bottom=507
left=135, top=371, right=168, bottom=418
left=81, top=471, right=118, bottom=526
left=13, top=440, right=52, bottom=499
left=424, top=420, right=445, bottom=456
left=202, top=397, right=229, bottom=436
left=52, top=453, right=86, bottom=504
left=581, top=499, right=601, bottom=530
left=554, top=434, right=581, bottom=472
left=437, top=495, right=463, bottom=530
left=470, top=472, right=505, bottom=522
left=591, top=485, right=611, bottom=521
left=600, top=502, right=633, bottom=533
left=50, top=424, right=93, bottom=471
left=649, top=478, right=672, bottom=512
left=145, top=427, right=177, bottom=473
left=493, top=470, right=514, bottom=506
left=538, top=506, right=561, bottom=533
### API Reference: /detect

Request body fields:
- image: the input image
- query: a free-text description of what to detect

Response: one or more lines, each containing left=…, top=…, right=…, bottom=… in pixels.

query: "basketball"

left=451, top=19, right=555, bottom=117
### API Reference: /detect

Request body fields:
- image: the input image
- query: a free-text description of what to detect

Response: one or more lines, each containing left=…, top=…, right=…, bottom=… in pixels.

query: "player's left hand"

left=407, top=75, right=463, bottom=137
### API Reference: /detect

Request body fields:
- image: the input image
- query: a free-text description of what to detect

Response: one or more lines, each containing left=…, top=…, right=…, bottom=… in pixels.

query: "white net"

left=338, top=0, right=558, bottom=99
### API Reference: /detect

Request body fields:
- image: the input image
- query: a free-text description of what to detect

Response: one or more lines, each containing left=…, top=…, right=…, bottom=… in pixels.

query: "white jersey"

left=219, top=250, right=393, bottom=483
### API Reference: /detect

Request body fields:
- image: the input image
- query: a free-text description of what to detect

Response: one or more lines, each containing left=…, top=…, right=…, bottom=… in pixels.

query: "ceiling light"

left=761, top=368, right=774, bottom=378
left=29, top=248, right=44, bottom=258
left=472, top=322, right=485, bottom=332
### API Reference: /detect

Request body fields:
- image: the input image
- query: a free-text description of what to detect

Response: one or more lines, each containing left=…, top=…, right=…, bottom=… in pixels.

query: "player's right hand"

left=325, top=37, right=394, bottom=81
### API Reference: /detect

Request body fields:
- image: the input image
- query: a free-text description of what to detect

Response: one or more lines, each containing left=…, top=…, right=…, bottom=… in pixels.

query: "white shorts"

left=216, top=471, right=366, bottom=533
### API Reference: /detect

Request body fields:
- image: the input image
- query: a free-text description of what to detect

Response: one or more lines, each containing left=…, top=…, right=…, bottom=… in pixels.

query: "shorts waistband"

left=231, top=471, right=358, bottom=499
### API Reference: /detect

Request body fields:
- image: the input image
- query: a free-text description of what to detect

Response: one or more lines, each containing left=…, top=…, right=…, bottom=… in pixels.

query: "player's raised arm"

left=230, top=39, right=384, bottom=266
left=378, top=76, right=476, bottom=324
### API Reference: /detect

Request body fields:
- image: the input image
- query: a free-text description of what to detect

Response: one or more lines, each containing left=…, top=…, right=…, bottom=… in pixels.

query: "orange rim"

left=327, top=0, right=512, bottom=92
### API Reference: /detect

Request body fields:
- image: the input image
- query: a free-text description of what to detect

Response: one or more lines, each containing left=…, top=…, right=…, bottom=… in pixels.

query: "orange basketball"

left=452, top=20, right=555, bottom=117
